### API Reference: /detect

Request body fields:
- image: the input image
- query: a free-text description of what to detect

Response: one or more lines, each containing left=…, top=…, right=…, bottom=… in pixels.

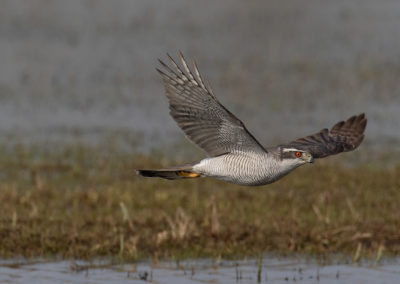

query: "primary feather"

left=280, top=114, right=367, bottom=158
left=157, top=52, right=267, bottom=157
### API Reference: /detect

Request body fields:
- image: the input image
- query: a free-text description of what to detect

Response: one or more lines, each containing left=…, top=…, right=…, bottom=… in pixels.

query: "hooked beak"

left=307, top=153, right=314, bottom=163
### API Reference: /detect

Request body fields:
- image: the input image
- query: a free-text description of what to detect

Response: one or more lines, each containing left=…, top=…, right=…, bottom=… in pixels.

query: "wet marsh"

left=0, top=143, right=399, bottom=260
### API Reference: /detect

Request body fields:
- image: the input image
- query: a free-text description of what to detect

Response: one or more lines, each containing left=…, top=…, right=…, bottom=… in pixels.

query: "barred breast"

left=192, top=152, right=290, bottom=186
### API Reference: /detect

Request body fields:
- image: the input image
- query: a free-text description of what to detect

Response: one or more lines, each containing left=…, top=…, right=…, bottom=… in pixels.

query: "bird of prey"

left=137, top=53, right=367, bottom=186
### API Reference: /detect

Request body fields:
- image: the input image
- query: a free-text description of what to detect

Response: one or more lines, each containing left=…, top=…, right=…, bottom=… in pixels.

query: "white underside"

left=192, top=151, right=306, bottom=186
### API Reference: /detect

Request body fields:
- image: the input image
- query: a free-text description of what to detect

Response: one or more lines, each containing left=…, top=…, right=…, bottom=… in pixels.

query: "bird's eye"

left=295, top=151, right=302, bottom=158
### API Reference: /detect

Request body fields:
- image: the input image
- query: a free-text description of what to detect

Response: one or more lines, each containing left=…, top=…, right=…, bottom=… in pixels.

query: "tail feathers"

left=136, top=165, right=201, bottom=180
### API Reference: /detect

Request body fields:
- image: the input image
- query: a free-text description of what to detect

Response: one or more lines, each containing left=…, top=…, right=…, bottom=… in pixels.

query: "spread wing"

left=281, top=114, right=367, bottom=158
left=157, top=53, right=266, bottom=156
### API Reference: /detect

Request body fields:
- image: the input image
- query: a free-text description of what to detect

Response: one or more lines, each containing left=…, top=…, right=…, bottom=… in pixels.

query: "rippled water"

left=1, top=257, right=399, bottom=284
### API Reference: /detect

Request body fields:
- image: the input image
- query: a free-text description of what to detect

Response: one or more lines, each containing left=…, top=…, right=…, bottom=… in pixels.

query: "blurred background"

left=0, top=0, right=399, bottom=157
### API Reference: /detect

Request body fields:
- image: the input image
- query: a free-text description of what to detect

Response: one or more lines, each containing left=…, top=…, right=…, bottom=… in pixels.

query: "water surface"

left=1, top=257, right=399, bottom=284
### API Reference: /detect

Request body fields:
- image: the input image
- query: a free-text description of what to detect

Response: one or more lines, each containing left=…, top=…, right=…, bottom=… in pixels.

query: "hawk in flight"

left=137, top=53, right=367, bottom=186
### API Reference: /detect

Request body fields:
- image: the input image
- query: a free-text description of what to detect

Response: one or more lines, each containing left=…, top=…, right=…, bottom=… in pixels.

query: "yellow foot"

left=177, top=171, right=201, bottom=178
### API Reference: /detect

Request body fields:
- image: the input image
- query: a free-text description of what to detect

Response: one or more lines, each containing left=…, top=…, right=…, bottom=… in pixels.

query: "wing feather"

left=281, top=114, right=367, bottom=158
left=157, top=54, right=266, bottom=156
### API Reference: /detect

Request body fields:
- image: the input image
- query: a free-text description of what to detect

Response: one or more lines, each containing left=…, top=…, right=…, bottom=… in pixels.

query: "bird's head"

left=280, top=148, right=314, bottom=165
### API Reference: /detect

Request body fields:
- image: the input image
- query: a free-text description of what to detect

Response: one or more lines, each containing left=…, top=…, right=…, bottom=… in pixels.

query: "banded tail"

left=136, top=164, right=201, bottom=180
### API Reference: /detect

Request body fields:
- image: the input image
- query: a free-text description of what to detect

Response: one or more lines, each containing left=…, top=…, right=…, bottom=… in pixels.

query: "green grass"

left=0, top=143, right=399, bottom=261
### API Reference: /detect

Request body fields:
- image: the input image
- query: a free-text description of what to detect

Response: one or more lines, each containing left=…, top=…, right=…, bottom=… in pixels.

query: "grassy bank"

left=0, top=143, right=399, bottom=260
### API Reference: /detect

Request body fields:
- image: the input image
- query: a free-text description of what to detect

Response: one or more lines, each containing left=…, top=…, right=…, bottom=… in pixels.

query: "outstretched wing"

left=281, top=114, right=367, bottom=159
left=157, top=52, right=267, bottom=156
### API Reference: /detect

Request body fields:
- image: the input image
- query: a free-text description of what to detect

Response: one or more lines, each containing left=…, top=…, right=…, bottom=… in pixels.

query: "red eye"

left=295, top=152, right=302, bottom=158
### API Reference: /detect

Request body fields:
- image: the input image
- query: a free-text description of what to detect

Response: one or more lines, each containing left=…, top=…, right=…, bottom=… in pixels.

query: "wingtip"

left=155, top=67, right=166, bottom=76
left=166, top=53, right=181, bottom=69
left=357, top=113, right=367, bottom=123
left=360, top=117, right=368, bottom=131
left=158, top=58, right=169, bottom=68
left=178, top=51, right=187, bottom=64
left=354, top=113, right=367, bottom=132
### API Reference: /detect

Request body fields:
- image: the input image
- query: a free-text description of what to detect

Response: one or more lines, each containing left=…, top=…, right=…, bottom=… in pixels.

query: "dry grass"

left=0, top=143, right=399, bottom=261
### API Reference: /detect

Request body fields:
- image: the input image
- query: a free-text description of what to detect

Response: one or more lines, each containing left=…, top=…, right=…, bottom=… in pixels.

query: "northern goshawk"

left=137, top=53, right=367, bottom=186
